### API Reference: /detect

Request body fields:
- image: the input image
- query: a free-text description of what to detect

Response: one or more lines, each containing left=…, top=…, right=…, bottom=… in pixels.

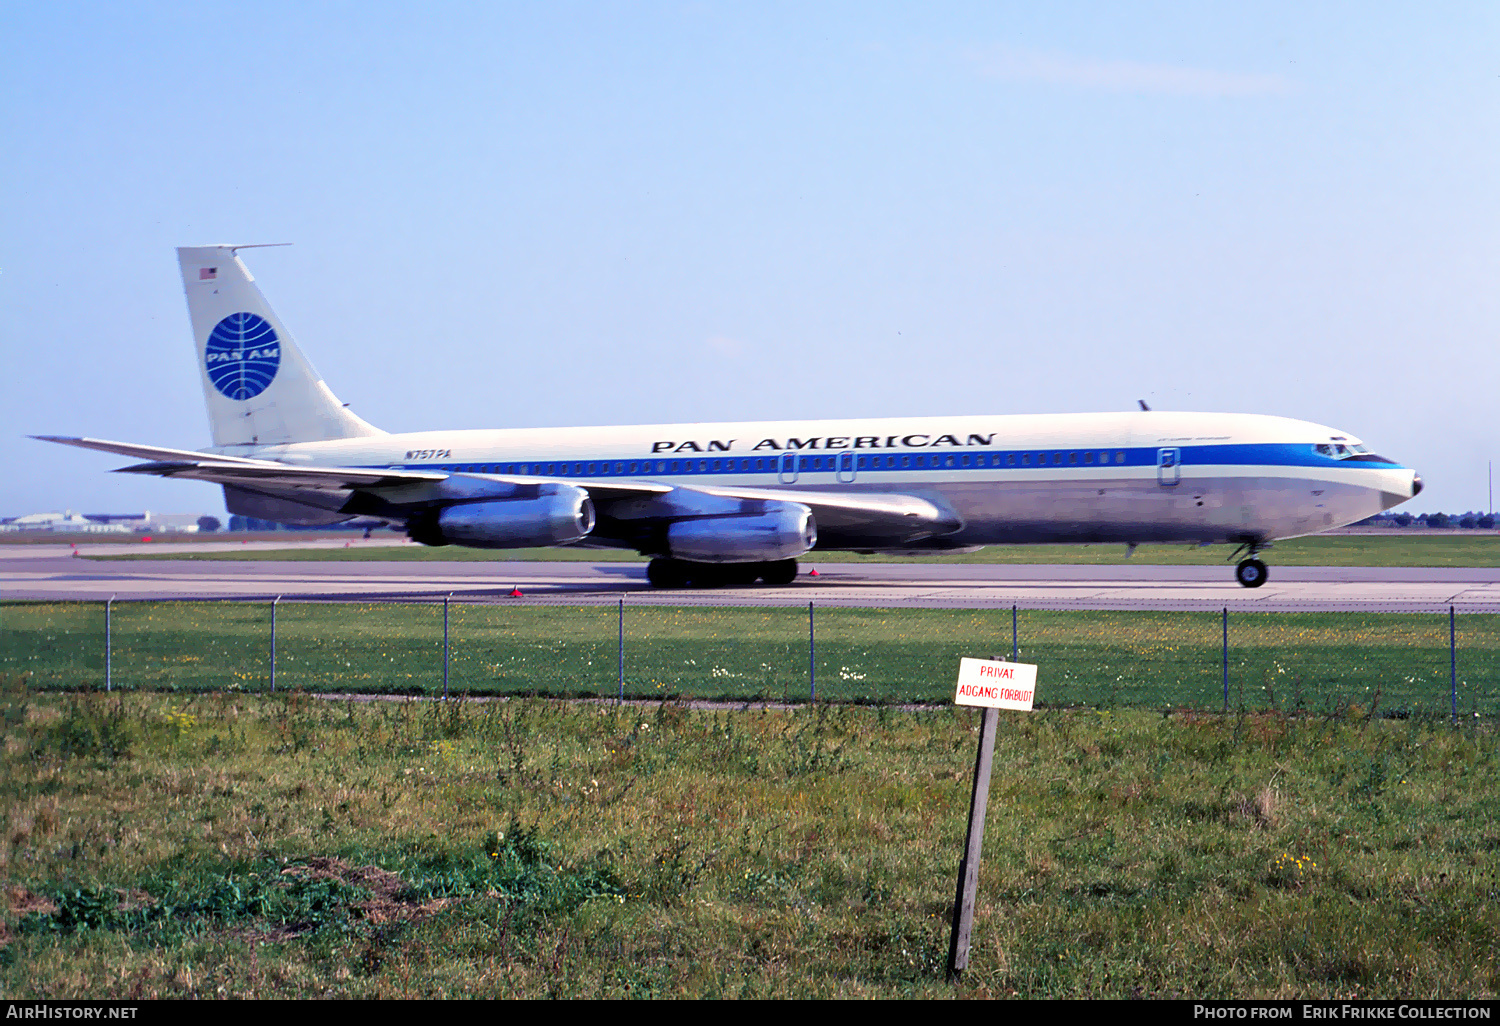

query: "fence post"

left=105, top=595, right=114, bottom=692
left=809, top=601, right=816, bottom=702
left=1012, top=604, right=1018, bottom=662
left=1450, top=605, right=1457, bottom=722
left=617, top=597, right=625, bottom=702
left=443, top=593, right=452, bottom=700
left=270, top=596, right=280, bottom=693
left=1222, top=606, right=1229, bottom=713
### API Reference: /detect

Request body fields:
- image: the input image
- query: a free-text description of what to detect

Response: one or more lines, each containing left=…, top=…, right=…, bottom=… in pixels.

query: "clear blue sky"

left=2, top=2, right=1495, bottom=516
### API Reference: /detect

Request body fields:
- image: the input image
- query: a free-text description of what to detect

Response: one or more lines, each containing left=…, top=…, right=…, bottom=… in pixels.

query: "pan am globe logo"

left=205, top=312, right=281, bottom=400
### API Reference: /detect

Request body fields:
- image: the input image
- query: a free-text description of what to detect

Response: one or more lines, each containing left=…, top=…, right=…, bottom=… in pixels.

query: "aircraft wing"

left=32, top=435, right=957, bottom=546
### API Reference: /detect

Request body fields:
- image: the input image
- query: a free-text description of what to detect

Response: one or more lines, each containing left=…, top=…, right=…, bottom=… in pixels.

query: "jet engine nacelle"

left=408, top=483, right=595, bottom=548
left=666, top=504, right=816, bottom=563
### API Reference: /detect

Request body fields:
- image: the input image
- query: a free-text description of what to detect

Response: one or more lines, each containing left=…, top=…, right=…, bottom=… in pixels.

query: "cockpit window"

left=1316, top=441, right=1378, bottom=460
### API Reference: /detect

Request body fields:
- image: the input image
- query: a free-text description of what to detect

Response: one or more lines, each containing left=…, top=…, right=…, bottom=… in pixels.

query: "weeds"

left=33, top=693, right=135, bottom=762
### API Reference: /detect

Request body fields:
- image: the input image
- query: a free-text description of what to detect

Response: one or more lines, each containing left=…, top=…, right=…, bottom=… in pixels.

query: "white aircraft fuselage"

left=240, top=410, right=1417, bottom=549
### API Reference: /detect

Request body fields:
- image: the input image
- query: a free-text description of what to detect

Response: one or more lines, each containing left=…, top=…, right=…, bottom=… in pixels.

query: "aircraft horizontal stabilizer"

left=31, top=435, right=268, bottom=466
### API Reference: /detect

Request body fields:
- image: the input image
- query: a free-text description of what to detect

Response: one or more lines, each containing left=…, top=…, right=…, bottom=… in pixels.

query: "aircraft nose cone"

left=1412, top=473, right=1423, bottom=497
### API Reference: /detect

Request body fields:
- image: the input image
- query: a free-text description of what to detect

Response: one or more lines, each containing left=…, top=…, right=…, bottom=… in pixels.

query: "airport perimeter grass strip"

left=77, top=533, right=1500, bottom=566
left=4, top=601, right=1496, bottom=715
left=2, top=686, right=1496, bottom=999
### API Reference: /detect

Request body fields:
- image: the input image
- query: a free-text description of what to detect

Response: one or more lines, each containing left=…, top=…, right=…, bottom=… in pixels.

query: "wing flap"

left=693, top=485, right=962, bottom=536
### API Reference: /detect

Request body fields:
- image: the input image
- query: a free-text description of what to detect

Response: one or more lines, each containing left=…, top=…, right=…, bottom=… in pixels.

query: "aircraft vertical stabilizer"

left=176, top=245, right=383, bottom=449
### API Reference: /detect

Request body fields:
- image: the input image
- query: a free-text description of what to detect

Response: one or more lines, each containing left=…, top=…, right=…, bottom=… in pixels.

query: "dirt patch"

left=280, top=856, right=456, bottom=928
left=3, top=886, right=56, bottom=917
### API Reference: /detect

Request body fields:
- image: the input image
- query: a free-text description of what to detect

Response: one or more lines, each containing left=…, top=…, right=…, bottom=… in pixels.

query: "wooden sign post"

left=946, top=657, right=1037, bottom=983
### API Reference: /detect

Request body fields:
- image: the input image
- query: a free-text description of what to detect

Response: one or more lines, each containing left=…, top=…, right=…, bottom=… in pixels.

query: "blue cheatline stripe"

left=374, top=442, right=1405, bottom=479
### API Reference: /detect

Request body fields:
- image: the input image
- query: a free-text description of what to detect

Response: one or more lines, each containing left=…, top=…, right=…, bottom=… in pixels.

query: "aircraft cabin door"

left=1157, top=447, right=1181, bottom=487
left=836, top=451, right=856, bottom=484
left=778, top=451, right=799, bottom=484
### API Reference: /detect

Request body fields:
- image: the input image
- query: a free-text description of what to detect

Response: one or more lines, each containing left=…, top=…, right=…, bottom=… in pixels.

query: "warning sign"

left=954, top=658, right=1037, bottom=711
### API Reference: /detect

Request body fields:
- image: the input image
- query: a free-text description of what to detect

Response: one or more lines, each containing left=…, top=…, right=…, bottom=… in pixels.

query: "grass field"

left=4, top=602, right=1496, bottom=715
left=2, top=685, right=1495, bottom=998
left=81, top=533, right=1500, bottom=567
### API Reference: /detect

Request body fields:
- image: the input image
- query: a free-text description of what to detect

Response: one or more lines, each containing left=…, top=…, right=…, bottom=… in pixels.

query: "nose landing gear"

left=1229, top=541, right=1271, bottom=588
left=1234, top=558, right=1268, bottom=588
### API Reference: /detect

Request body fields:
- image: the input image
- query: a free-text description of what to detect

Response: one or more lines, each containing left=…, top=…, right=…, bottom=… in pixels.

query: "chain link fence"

left=3, top=600, right=1497, bottom=716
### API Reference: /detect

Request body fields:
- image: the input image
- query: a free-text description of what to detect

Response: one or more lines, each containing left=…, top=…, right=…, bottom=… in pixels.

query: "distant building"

left=0, top=511, right=218, bottom=533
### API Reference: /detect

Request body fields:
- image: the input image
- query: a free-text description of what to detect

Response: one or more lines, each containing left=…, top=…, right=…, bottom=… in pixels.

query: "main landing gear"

left=646, top=557, right=799, bottom=589
left=1229, top=541, right=1271, bottom=589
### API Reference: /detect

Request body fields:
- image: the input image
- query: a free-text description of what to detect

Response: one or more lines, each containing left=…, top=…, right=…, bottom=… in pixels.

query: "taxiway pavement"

left=5, top=542, right=1498, bottom=612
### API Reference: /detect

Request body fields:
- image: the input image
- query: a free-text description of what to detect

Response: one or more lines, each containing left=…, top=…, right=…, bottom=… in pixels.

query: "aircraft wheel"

left=647, top=558, right=691, bottom=589
left=761, top=559, right=798, bottom=586
left=1235, top=558, right=1268, bottom=589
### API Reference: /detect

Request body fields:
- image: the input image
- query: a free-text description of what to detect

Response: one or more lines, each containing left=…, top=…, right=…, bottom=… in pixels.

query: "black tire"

left=1235, top=558, right=1268, bottom=588
left=761, top=559, right=799, bottom=586
left=647, top=557, right=690, bottom=589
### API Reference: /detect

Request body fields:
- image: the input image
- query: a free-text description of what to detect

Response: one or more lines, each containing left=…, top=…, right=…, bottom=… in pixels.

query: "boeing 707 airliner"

left=36, top=245, right=1423, bottom=588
